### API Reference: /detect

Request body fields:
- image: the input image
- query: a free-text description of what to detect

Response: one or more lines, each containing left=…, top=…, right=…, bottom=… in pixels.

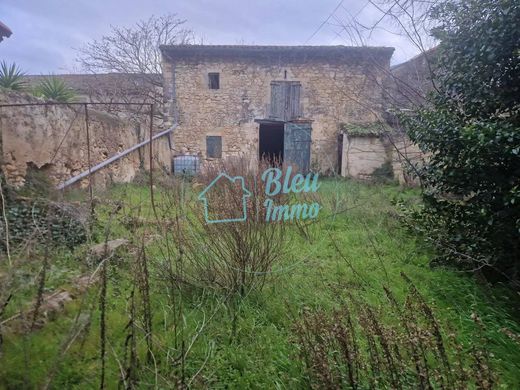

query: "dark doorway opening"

left=259, top=123, right=284, bottom=164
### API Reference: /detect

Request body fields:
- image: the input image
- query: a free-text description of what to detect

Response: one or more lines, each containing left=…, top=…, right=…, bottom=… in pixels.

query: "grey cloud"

left=0, top=0, right=423, bottom=74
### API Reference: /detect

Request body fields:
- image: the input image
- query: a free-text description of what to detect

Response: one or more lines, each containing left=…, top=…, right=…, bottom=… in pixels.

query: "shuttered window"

left=206, top=136, right=222, bottom=158
left=270, top=81, right=302, bottom=121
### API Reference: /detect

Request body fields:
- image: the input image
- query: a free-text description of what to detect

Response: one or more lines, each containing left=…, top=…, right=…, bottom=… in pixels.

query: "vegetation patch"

left=1, top=178, right=518, bottom=388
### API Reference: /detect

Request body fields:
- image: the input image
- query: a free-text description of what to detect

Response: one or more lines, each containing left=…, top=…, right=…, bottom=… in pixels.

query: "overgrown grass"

left=1, top=178, right=519, bottom=388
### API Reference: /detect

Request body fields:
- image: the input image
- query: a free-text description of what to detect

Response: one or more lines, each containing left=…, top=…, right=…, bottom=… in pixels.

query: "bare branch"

left=75, top=14, right=195, bottom=109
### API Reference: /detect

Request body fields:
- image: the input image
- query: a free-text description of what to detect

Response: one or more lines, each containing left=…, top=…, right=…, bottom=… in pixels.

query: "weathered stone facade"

left=340, top=132, right=422, bottom=184
left=161, top=45, right=395, bottom=174
left=0, top=91, right=171, bottom=188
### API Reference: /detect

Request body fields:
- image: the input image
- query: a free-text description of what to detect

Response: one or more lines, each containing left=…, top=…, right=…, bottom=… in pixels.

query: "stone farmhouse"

left=160, top=45, right=414, bottom=177
left=1, top=45, right=426, bottom=189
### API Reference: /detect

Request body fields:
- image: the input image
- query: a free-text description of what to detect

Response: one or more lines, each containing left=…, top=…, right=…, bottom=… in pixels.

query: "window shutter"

left=288, top=82, right=301, bottom=119
left=270, top=81, right=286, bottom=121
left=270, top=81, right=301, bottom=121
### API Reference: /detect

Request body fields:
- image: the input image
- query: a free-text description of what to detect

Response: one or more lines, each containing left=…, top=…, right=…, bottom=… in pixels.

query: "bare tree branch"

left=76, top=14, right=195, bottom=107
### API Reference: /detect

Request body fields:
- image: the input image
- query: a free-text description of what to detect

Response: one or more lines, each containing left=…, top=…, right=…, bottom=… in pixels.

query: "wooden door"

left=284, top=122, right=311, bottom=173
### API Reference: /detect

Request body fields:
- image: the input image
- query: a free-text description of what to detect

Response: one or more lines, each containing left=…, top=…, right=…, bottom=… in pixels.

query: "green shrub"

left=405, top=0, right=520, bottom=282
left=33, top=76, right=76, bottom=102
left=0, top=198, right=87, bottom=251
left=0, top=61, right=26, bottom=91
left=0, top=176, right=88, bottom=251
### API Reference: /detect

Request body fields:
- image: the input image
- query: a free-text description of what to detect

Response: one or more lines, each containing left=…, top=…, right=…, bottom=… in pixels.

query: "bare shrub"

left=293, top=273, right=495, bottom=389
left=164, top=156, right=289, bottom=297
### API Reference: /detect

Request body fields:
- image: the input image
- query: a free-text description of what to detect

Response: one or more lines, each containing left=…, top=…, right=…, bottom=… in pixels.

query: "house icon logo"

left=198, top=173, right=252, bottom=224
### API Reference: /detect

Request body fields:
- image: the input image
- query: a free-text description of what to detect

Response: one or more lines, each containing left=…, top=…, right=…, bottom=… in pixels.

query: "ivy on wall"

left=0, top=194, right=87, bottom=251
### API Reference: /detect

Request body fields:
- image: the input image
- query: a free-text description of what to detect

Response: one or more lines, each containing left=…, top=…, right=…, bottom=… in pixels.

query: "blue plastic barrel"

left=173, top=155, right=200, bottom=175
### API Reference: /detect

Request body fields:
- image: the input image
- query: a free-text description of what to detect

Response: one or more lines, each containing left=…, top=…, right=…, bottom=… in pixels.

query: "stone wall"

left=390, top=134, right=423, bottom=185
left=340, top=133, right=422, bottom=185
left=161, top=45, right=394, bottom=173
left=0, top=91, right=171, bottom=188
left=341, top=135, right=389, bottom=179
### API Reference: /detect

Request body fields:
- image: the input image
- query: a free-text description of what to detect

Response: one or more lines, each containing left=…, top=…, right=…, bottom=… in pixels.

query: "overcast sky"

left=0, top=0, right=431, bottom=74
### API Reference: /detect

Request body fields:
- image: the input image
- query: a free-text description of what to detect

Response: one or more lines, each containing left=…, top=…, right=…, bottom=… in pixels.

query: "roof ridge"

left=160, top=44, right=394, bottom=49
left=160, top=45, right=395, bottom=61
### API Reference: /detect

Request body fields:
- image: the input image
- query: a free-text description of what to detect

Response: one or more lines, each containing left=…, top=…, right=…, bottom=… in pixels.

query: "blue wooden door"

left=284, top=122, right=312, bottom=173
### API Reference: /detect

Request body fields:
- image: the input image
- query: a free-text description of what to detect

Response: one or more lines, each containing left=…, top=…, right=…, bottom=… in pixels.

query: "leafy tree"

left=406, top=0, right=520, bottom=283
left=33, top=76, right=76, bottom=102
left=0, top=61, right=26, bottom=91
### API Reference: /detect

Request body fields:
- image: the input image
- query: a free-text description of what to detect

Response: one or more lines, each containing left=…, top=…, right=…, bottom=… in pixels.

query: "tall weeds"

left=99, top=243, right=108, bottom=389
left=122, top=286, right=138, bottom=389
left=293, top=273, right=496, bottom=389
left=136, top=241, right=153, bottom=364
